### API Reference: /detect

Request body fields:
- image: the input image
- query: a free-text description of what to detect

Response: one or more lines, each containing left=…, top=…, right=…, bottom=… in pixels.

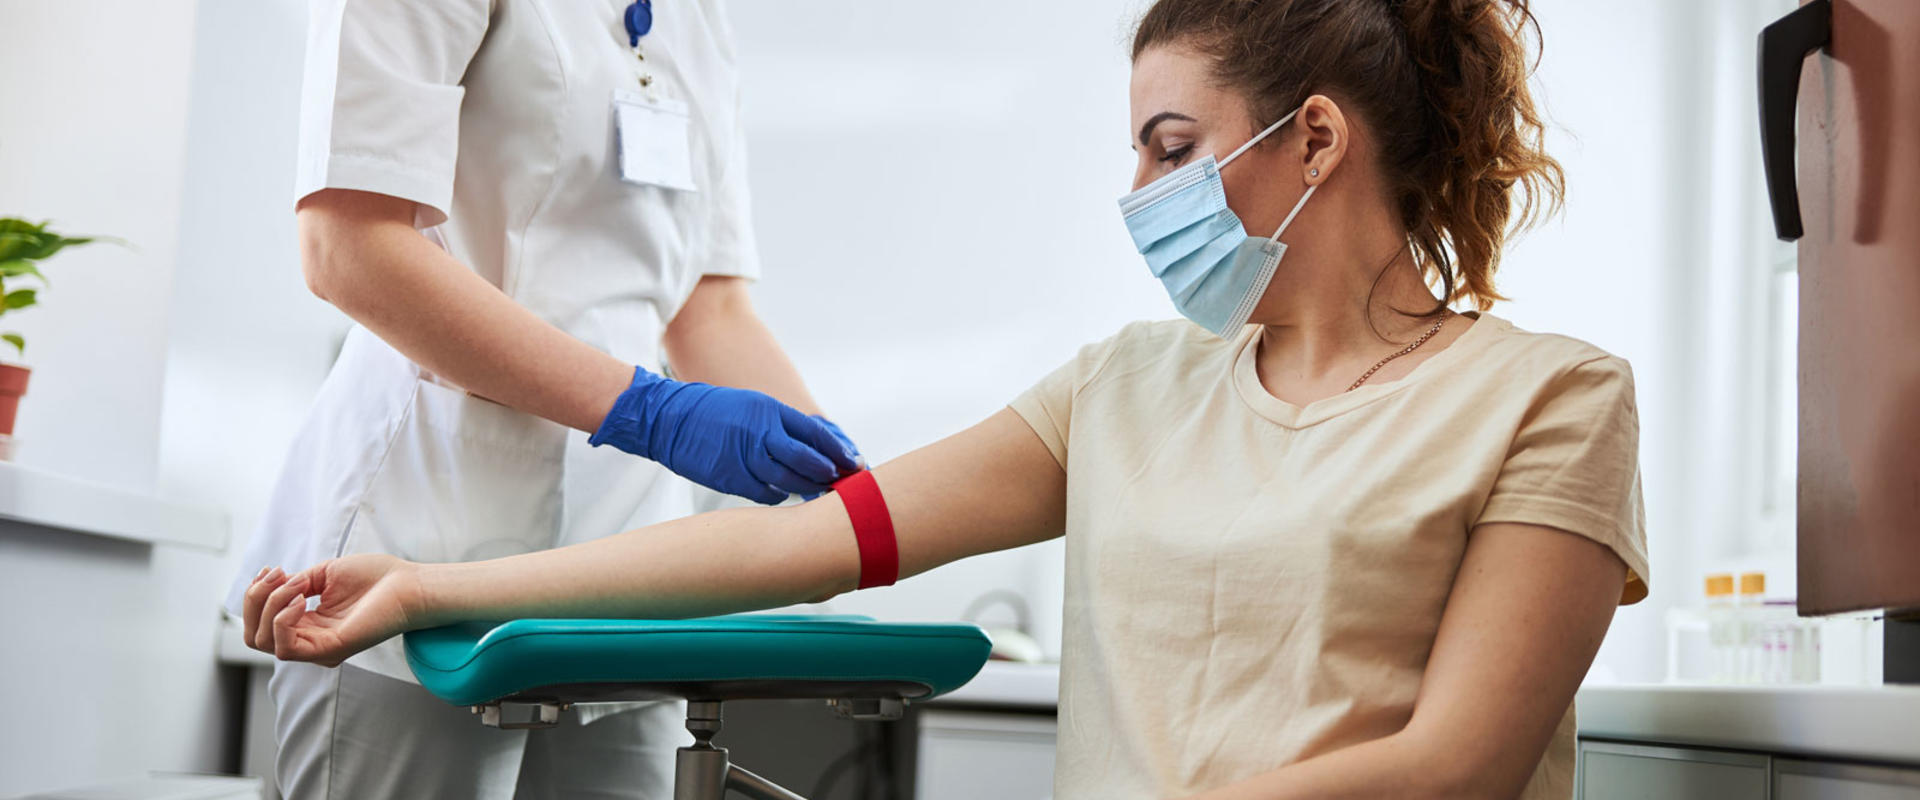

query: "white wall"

left=1501, top=0, right=1693, bottom=684
left=0, top=1, right=237, bottom=795
left=0, top=0, right=192, bottom=489
left=157, top=0, right=346, bottom=574
left=1510, top=0, right=1797, bottom=683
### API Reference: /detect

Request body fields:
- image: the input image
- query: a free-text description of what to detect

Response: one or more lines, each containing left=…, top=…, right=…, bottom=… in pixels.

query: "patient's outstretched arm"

left=244, top=408, right=1066, bottom=665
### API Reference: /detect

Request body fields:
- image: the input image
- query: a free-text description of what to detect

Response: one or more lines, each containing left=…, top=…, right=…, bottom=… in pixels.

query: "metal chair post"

left=674, top=700, right=808, bottom=800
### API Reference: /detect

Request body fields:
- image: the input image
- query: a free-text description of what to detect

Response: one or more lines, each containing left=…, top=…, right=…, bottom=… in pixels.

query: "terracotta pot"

left=0, top=363, right=29, bottom=437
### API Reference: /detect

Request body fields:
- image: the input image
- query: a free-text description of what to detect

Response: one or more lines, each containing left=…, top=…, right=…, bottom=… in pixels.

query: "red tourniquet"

left=833, top=470, right=898, bottom=589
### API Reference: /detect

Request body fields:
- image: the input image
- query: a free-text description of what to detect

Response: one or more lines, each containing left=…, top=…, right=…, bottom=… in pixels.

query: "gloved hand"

left=800, top=415, right=865, bottom=501
left=812, top=415, right=866, bottom=470
left=590, top=366, right=862, bottom=504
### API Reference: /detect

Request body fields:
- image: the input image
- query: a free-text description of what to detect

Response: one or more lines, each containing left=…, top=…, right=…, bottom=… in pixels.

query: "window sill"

left=0, top=460, right=228, bottom=550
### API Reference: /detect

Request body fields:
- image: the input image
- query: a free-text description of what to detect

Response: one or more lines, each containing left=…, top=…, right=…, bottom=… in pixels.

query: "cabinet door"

left=1776, top=759, right=1920, bottom=800
left=1579, top=740, right=1771, bottom=800
left=915, top=710, right=1057, bottom=800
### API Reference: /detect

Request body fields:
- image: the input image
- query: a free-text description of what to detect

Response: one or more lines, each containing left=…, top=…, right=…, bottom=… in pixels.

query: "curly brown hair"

left=1132, top=0, right=1565, bottom=312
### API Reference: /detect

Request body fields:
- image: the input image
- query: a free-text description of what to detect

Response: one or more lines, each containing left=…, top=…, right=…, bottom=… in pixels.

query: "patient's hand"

left=243, top=554, right=423, bottom=667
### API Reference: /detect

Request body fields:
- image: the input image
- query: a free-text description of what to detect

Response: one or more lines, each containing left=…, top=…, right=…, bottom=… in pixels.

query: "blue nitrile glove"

left=590, top=367, right=863, bottom=505
left=800, top=415, right=866, bottom=501
left=812, top=416, right=866, bottom=470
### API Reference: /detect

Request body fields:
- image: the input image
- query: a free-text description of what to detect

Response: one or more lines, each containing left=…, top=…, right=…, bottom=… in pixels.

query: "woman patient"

left=244, top=0, right=1646, bottom=797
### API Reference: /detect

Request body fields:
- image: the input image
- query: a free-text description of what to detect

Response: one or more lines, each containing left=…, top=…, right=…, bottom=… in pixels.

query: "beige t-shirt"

left=1009, top=314, right=1648, bottom=800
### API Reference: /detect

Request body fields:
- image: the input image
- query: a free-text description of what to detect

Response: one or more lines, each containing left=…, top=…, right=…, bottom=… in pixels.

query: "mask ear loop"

left=1219, top=108, right=1298, bottom=169
left=1269, top=183, right=1317, bottom=244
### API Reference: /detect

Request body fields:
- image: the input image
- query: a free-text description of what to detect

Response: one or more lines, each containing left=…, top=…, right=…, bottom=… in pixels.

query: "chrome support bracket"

left=472, top=701, right=569, bottom=729
left=826, top=697, right=905, bottom=721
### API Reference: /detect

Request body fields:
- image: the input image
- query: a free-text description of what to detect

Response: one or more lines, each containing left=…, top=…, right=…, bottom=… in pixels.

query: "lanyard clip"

left=624, top=0, right=653, bottom=48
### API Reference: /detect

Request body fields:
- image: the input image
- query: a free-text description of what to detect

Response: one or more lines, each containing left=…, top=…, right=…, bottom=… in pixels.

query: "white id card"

left=613, top=89, right=697, bottom=192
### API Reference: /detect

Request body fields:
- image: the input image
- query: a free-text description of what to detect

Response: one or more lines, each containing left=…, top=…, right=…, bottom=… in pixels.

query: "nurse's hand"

left=590, top=366, right=862, bottom=504
left=242, top=555, right=422, bottom=667
left=812, top=415, right=864, bottom=467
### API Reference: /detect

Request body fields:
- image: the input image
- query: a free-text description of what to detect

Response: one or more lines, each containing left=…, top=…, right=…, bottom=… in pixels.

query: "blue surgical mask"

left=1118, top=109, right=1316, bottom=336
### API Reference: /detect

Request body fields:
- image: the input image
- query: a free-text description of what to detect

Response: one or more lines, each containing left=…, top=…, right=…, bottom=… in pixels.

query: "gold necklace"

left=1347, top=315, right=1449, bottom=392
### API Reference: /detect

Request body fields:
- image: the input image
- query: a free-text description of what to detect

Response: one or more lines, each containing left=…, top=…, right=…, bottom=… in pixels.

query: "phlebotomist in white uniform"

left=223, top=0, right=863, bottom=796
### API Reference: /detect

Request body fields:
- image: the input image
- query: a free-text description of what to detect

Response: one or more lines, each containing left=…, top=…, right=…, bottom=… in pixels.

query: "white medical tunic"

left=227, top=0, right=761, bottom=684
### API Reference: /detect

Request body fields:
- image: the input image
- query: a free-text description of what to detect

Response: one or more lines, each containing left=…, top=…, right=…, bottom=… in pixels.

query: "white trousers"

left=269, top=661, right=684, bottom=799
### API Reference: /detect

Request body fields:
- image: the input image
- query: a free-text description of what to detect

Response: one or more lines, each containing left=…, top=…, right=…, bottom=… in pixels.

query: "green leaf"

left=0, top=233, right=35, bottom=262
left=1, top=334, right=20, bottom=356
left=3, top=289, right=36, bottom=310
left=0, top=260, right=46, bottom=285
left=0, top=219, right=123, bottom=262
left=18, top=235, right=90, bottom=261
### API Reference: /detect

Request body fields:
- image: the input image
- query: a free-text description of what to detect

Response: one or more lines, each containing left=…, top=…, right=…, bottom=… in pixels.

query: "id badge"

left=613, top=89, right=697, bottom=192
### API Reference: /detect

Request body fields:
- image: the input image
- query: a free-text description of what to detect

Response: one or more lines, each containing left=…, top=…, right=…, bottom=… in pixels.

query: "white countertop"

left=1576, top=683, right=1920, bottom=765
left=932, top=665, right=1920, bottom=765
left=0, top=461, right=228, bottom=550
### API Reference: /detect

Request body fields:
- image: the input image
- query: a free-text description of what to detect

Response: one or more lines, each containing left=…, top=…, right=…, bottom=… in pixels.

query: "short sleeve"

left=295, top=0, right=492, bottom=228
left=1008, top=328, right=1131, bottom=471
left=695, top=77, right=762, bottom=281
left=1476, top=355, right=1651, bottom=604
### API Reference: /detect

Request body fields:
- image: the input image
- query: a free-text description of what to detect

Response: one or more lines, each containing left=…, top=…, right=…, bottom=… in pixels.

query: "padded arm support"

left=833, top=470, right=898, bottom=589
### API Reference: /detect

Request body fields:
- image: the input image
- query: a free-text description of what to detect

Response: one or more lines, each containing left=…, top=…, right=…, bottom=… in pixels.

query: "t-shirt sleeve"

left=1008, top=327, right=1131, bottom=471
left=1476, top=355, right=1651, bottom=604
left=295, top=0, right=492, bottom=229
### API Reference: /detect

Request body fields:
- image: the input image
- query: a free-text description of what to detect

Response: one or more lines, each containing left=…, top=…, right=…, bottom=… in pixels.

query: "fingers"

left=732, top=477, right=788, bottom=506
left=243, top=567, right=284, bottom=651
left=272, top=588, right=309, bottom=661
left=778, top=406, right=861, bottom=475
left=748, top=444, right=826, bottom=498
left=301, top=559, right=332, bottom=605
left=814, top=416, right=867, bottom=470
left=763, top=433, right=839, bottom=486
left=255, top=571, right=312, bottom=657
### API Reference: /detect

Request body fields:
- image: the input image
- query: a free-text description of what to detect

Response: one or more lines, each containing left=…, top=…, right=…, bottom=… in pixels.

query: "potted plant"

left=0, top=217, right=114, bottom=458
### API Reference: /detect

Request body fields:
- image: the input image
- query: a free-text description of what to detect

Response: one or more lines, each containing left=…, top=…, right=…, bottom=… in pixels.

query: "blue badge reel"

left=625, top=0, right=652, bottom=47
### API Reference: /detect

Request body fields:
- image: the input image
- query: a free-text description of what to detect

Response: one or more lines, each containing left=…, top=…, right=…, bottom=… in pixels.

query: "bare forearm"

left=664, top=275, right=822, bottom=415
left=415, top=500, right=860, bottom=626
left=299, top=191, right=631, bottom=432
left=1185, top=732, right=1465, bottom=800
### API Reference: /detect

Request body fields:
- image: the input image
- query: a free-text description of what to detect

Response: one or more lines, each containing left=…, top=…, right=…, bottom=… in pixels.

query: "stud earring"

left=1309, top=167, right=1320, bottom=178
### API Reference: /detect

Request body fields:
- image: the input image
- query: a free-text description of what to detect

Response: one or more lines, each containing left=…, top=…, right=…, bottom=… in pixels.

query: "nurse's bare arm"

left=663, top=275, right=824, bottom=415
left=1183, top=522, right=1627, bottom=800
left=245, top=408, right=1065, bottom=663
left=297, top=188, right=631, bottom=432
